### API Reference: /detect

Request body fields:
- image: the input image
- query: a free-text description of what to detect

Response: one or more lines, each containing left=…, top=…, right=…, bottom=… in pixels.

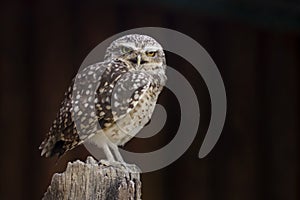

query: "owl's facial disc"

left=118, top=44, right=163, bottom=70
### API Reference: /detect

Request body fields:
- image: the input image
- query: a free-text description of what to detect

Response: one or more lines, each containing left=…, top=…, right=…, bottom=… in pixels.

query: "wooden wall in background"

left=0, top=1, right=299, bottom=200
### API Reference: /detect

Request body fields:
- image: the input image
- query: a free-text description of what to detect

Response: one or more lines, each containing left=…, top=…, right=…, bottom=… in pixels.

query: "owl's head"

left=105, top=34, right=166, bottom=72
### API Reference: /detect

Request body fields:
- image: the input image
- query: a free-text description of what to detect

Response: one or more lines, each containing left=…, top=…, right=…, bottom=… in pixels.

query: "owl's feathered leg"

left=98, top=145, right=116, bottom=166
left=108, top=139, right=141, bottom=172
left=99, top=141, right=140, bottom=172
left=108, top=142, right=124, bottom=162
left=102, top=143, right=116, bottom=162
left=98, top=141, right=123, bottom=166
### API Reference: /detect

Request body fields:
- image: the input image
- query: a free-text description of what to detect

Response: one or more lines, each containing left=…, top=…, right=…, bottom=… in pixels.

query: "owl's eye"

left=121, top=46, right=132, bottom=54
left=146, top=51, right=156, bottom=57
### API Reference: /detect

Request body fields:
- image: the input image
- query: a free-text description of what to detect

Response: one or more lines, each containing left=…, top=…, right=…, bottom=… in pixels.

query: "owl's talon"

left=98, top=159, right=111, bottom=166
left=98, top=159, right=141, bottom=173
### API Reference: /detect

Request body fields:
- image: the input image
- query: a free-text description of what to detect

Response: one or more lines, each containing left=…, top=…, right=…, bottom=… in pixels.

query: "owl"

left=39, top=34, right=167, bottom=163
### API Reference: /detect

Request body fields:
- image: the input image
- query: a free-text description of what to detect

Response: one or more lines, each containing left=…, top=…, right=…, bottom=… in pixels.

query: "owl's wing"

left=39, top=77, right=79, bottom=157
left=40, top=60, right=152, bottom=157
left=39, top=61, right=110, bottom=157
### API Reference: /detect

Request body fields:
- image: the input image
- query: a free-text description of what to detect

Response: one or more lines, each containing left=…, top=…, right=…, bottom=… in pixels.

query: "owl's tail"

left=39, top=135, right=66, bottom=158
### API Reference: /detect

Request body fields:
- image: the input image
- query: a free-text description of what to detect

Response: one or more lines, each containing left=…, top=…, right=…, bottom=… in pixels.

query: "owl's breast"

left=103, top=88, right=159, bottom=146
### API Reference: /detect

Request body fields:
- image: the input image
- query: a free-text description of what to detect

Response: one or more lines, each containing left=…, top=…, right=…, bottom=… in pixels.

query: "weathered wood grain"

left=42, top=157, right=141, bottom=200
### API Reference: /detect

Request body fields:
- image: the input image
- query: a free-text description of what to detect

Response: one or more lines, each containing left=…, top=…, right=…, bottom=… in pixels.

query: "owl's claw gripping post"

left=98, top=159, right=141, bottom=173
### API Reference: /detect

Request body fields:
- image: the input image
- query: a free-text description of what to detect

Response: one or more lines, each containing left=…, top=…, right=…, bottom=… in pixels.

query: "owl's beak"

left=137, top=54, right=141, bottom=68
left=128, top=54, right=146, bottom=68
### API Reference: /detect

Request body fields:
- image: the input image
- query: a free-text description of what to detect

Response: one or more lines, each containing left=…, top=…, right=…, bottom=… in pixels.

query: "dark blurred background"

left=0, top=0, right=299, bottom=199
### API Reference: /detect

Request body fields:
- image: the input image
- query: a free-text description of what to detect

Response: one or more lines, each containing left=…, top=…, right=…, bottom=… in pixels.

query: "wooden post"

left=42, top=157, right=142, bottom=200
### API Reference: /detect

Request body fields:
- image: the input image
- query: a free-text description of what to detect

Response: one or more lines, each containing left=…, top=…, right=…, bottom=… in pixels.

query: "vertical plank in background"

left=263, top=33, right=299, bottom=200
left=198, top=21, right=231, bottom=200
left=0, top=2, right=32, bottom=200
left=221, top=24, right=260, bottom=200
left=162, top=12, right=213, bottom=200
left=34, top=1, right=76, bottom=199
left=256, top=30, right=271, bottom=200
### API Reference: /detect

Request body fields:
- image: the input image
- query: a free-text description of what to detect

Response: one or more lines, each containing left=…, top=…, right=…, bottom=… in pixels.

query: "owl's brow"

left=118, top=43, right=137, bottom=50
left=143, top=46, right=162, bottom=52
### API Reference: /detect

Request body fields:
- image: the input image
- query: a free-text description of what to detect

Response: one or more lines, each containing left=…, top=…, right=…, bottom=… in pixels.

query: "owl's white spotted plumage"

left=39, top=34, right=167, bottom=162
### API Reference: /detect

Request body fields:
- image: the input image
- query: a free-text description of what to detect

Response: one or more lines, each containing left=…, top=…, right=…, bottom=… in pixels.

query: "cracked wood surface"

left=42, top=157, right=141, bottom=200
